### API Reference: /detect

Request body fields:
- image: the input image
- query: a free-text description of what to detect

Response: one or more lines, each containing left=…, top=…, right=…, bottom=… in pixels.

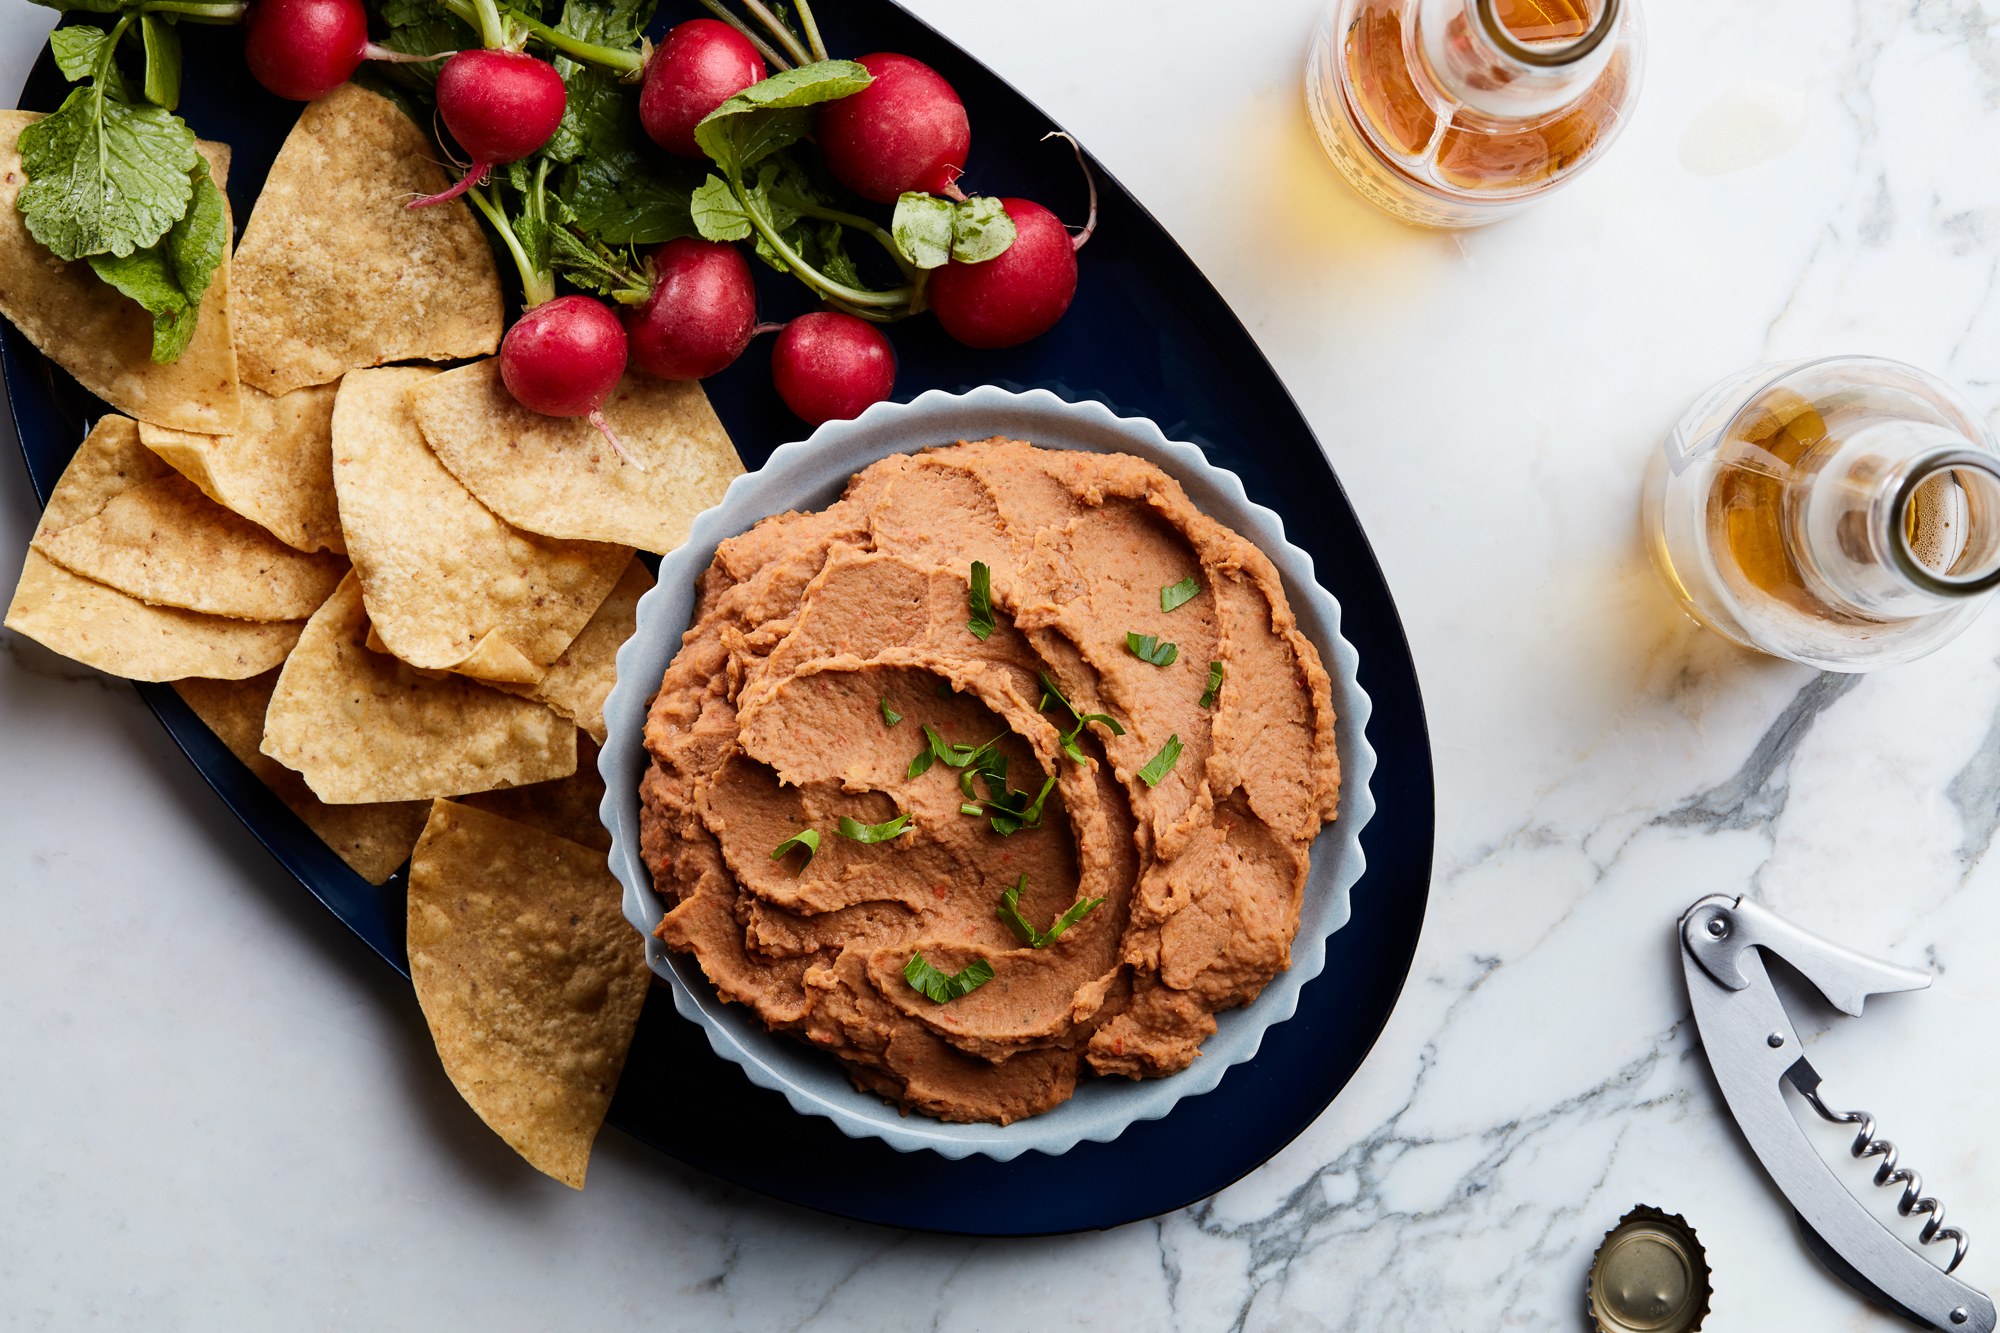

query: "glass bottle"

left=1305, top=0, right=1645, bottom=227
left=1643, top=357, right=2000, bottom=672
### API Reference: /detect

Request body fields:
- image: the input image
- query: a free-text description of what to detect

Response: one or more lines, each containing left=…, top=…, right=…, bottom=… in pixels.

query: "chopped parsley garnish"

left=1200, top=660, right=1224, bottom=709
left=1036, top=670, right=1125, bottom=764
left=904, top=952, right=994, bottom=1003
left=1138, top=734, right=1184, bottom=788
left=879, top=698, right=902, bottom=727
left=918, top=727, right=1053, bottom=835
left=915, top=724, right=1004, bottom=776
left=1125, top=632, right=1179, bottom=668
left=770, top=828, right=819, bottom=870
left=837, top=813, right=912, bottom=843
left=978, top=770, right=1057, bottom=836
left=996, top=875, right=1105, bottom=948
left=1160, top=576, right=1202, bottom=612
left=966, top=560, right=996, bottom=640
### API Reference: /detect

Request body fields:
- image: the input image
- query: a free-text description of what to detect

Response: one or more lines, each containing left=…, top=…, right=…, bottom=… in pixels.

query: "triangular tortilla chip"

left=459, top=733, right=610, bottom=852
left=175, top=671, right=428, bottom=884
left=411, top=360, right=742, bottom=553
left=408, top=798, right=648, bottom=1189
left=231, top=84, right=502, bottom=396
left=495, top=557, right=650, bottom=742
left=34, top=471, right=346, bottom=621
left=139, top=382, right=345, bottom=553
left=5, top=418, right=302, bottom=680
left=331, top=367, right=630, bottom=684
left=261, top=574, right=577, bottom=803
left=0, top=112, right=241, bottom=433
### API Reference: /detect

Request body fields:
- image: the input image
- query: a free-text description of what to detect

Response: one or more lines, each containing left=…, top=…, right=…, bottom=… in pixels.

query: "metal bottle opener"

left=1680, top=894, right=1994, bottom=1331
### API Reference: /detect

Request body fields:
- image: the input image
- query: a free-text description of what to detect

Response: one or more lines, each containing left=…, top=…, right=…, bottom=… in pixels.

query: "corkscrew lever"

left=1680, top=894, right=1994, bottom=1332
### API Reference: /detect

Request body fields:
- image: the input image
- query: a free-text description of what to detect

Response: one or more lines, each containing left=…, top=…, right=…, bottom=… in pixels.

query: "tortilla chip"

left=175, top=672, right=428, bottom=883
left=408, top=799, right=648, bottom=1189
left=495, top=557, right=650, bottom=743
left=0, top=112, right=241, bottom=432
left=331, top=367, right=631, bottom=684
left=261, top=574, right=577, bottom=803
left=5, top=418, right=302, bottom=680
left=460, top=733, right=611, bottom=852
left=231, top=84, right=502, bottom=396
left=7, top=552, right=302, bottom=681
left=411, top=360, right=741, bottom=553
left=34, top=472, right=346, bottom=621
left=139, top=382, right=345, bottom=553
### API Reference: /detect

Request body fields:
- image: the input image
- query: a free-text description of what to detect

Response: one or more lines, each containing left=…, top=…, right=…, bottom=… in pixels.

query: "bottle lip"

left=1885, top=447, right=2000, bottom=598
left=1474, top=0, right=1621, bottom=69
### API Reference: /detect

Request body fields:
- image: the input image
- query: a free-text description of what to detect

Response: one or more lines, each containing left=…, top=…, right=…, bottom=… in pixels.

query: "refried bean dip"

left=640, top=439, right=1340, bottom=1124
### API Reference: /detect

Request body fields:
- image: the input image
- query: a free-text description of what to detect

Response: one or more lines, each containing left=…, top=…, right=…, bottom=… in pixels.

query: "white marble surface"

left=4, top=0, right=1999, bottom=1328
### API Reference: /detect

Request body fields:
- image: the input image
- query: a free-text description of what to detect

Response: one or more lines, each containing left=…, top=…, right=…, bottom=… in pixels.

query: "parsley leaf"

left=1137, top=734, right=1184, bottom=788
left=879, top=698, right=902, bottom=727
left=1036, top=670, right=1126, bottom=764
left=19, top=82, right=200, bottom=260
left=1160, top=576, right=1202, bottom=612
left=1125, top=632, right=1179, bottom=668
left=837, top=813, right=912, bottom=843
left=84, top=156, right=224, bottom=363
left=1200, top=660, right=1224, bottom=709
left=903, top=952, right=994, bottom=1003
left=996, top=875, right=1104, bottom=948
left=770, top=828, right=819, bottom=870
left=966, top=560, right=995, bottom=640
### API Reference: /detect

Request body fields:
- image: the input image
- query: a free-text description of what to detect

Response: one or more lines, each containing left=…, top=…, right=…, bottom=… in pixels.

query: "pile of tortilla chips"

left=0, top=83, right=743, bottom=1188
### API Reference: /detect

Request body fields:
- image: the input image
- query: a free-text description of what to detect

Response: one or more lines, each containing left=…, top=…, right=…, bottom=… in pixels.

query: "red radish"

left=816, top=53, right=970, bottom=204
left=926, top=198, right=1079, bottom=349
left=244, top=0, right=369, bottom=101
left=771, top=313, right=895, bottom=426
left=626, top=238, right=757, bottom=381
left=245, top=0, right=447, bottom=102
left=500, top=296, right=638, bottom=462
left=640, top=19, right=765, bottom=159
left=408, top=50, right=567, bottom=209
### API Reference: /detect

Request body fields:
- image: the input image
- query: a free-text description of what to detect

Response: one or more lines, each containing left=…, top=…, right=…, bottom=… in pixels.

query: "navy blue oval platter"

left=3, top=3, right=1434, bottom=1236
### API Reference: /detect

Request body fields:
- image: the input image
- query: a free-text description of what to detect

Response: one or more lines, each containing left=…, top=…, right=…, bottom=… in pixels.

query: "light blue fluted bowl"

left=598, top=387, right=1375, bottom=1161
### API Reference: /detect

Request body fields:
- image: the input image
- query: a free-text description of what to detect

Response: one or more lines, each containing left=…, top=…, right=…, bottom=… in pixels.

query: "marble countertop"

left=5, top=0, right=1997, bottom=1327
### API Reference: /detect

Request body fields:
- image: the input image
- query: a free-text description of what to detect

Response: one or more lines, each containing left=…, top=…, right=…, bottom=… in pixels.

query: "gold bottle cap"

left=1587, top=1205, right=1713, bottom=1333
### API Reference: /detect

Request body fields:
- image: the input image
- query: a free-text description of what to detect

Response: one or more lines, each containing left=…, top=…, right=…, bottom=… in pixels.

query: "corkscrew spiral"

left=1800, top=1085, right=1970, bottom=1273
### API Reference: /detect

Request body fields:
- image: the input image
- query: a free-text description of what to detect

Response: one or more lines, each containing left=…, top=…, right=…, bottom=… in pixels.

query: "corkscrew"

left=1680, top=894, right=1993, bottom=1331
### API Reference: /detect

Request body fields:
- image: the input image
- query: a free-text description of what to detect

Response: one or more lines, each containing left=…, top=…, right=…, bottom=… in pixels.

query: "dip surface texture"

left=639, top=439, right=1341, bottom=1124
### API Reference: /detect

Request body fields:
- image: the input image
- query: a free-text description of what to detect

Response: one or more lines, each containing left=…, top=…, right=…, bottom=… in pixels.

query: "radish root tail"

left=1041, top=131, right=1098, bottom=251
left=589, top=409, right=646, bottom=469
left=362, top=43, right=452, bottom=64
left=408, top=162, right=492, bottom=209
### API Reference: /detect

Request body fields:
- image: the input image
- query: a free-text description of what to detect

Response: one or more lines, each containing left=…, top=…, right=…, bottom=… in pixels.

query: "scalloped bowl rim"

left=598, top=386, right=1376, bottom=1161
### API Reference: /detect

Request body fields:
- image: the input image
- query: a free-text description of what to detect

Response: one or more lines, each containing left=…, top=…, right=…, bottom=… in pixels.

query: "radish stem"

left=136, top=1, right=245, bottom=21
left=738, top=195, right=912, bottom=311
left=768, top=190, right=918, bottom=280
left=465, top=183, right=555, bottom=306
left=741, top=0, right=812, bottom=66
left=693, top=0, right=792, bottom=71
left=468, top=0, right=506, bottom=49
left=793, top=0, right=828, bottom=62
left=439, top=0, right=644, bottom=72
